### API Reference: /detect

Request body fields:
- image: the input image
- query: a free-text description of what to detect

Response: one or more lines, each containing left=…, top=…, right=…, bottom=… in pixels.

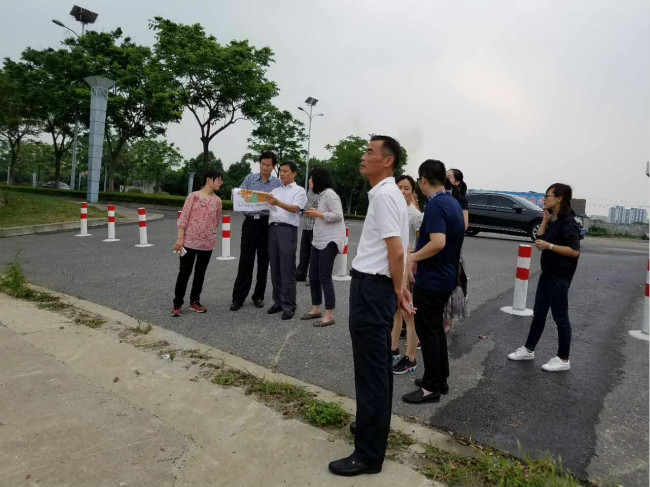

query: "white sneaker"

left=541, top=356, right=570, bottom=372
left=507, top=346, right=535, bottom=361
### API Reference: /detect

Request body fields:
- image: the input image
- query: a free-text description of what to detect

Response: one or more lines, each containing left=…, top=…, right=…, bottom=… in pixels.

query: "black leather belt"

left=350, top=268, right=392, bottom=283
left=270, top=222, right=296, bottom=228
left=245, top=214, right=269, bottom=220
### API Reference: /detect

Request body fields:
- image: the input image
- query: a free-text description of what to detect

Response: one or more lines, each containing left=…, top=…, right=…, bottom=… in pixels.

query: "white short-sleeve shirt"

left=352, top=177, right=409, bottom=277
left=268, top=182, right=308, bottom=227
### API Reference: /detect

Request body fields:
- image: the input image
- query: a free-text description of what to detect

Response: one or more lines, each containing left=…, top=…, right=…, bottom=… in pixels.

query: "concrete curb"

left=28, top=282, right=474, bottom=459
left=0, top=213, right=165, bottom=238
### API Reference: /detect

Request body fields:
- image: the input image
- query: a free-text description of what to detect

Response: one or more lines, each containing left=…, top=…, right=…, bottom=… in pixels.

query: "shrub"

left=127, top=188, right=143, bottom=193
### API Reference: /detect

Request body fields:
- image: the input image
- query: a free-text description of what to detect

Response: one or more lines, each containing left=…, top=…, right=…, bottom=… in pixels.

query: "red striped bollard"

left=629, top=258, right=650, bottom=341
left=216, top=214, right=236, bottom=261
left=501, top=244, right=533, bottom=316
left=103, top=204, right=120, bottom=242
left=333, top=226, right=352, bottom=281
left=135, top=208, right=153, bottom=248
left=177, top=210, right=182, bottom=219
left=75, top=202, right=92, bottom=237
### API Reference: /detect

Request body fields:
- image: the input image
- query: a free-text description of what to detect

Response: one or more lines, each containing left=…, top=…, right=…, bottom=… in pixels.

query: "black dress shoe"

left=349, top=422, right=356, bottom=435
left=281, top=311, right=294, bottom=320
left=414, top=379, right=449, bottom=394
left=267, top=305, right=282, bottom=314
left=252, top=298, right=264, bottom=309
left=328, top=454, right=382, bottom=476
left=402, top=388, right=440, bottom=404
left=230, top=301, right=243, bottom=311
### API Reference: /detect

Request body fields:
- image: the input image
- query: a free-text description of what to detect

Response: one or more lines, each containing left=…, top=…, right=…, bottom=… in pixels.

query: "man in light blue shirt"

left=266, top=161, right=307, bottom=319
left=231, top=152, right=282, bottom=311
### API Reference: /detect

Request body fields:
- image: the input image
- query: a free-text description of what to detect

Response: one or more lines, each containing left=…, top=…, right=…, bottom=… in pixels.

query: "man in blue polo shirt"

left=403, top=159, right=464, bottom=404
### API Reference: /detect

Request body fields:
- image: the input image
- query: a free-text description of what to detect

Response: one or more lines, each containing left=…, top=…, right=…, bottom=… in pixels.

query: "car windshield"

left=510, top=195, right=543, bottom=211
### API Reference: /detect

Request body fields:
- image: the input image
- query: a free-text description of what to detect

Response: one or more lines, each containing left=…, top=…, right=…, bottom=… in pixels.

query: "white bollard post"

left=216, top=214, right=236, bottom=260
left=333, top=226, right=352, bottom=281
left=501, top=244, right=533, bottom=316
left=629, top=258, right=650, bottom=341
left=103, top=204, right=120, bottom=242
left=75, top=202, right=92, bottom=237
left=135, top=207, right=153, bottom=247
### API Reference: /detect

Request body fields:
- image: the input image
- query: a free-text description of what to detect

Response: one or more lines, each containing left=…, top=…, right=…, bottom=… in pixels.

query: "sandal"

left=300, top=312, right=322, bottom=320
left=314, top=319, right=335, bottom=327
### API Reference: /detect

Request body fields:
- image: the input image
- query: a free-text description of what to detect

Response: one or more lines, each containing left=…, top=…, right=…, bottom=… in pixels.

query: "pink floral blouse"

left=177, top=191, right=222, bottom=251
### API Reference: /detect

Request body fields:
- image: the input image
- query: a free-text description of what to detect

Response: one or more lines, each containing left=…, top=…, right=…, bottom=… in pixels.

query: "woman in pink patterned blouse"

left=171, top=170, right=223, bottom=316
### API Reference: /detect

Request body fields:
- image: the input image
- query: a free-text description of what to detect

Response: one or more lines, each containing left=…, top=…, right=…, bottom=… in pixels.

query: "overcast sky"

left=2, top=0, right=648, bottom=214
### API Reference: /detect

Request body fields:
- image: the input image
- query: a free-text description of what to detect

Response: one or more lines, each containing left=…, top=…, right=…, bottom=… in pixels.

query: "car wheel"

left=465, top=229, right=479, bottom=237
left=529, top=222, right=541, bottom=241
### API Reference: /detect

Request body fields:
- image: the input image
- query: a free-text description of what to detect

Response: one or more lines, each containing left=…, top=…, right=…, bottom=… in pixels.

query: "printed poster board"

left=232, top=188, right=271, bottom=212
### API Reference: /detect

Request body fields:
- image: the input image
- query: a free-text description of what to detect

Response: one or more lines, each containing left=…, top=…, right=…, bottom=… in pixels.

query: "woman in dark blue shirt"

left=507, top=183, right=580, bottom=372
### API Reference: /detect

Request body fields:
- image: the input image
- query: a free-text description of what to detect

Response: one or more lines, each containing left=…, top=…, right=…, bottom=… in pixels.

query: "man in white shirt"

left=329, top=136, right=412, bottom=477
left=266, top=161, right=308, bottom=320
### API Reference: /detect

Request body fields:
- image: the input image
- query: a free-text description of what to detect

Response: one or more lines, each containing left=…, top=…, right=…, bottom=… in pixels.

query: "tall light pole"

left=52, top=5, right=98, bottom=189
left=298, top=97, right=323, bottom=189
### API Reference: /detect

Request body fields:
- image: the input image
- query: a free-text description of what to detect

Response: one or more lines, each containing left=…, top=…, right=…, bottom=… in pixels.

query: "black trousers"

left=413, top=287, right=452, bottom=393
left=348, top=273, right=396, bottom=465
left=309, top=242, right=339, bottom=309
left=268, top=224, right=298, bottom=314
left=525, top=273, right=572, bottom=360
left=173, top=248, right=213, bottom=307
left=295, top=229, right=313, bottom=280
left=232, top=216, right=270, bottom=304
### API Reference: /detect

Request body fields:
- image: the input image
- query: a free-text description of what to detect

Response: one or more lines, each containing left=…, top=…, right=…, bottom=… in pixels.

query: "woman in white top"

left=301, top=167, right=346, bottom=327
left=391, top=175, right=423, bottom=374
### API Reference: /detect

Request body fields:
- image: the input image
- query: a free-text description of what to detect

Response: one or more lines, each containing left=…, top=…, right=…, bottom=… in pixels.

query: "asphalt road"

left=1, top=210, right=647, bottom=485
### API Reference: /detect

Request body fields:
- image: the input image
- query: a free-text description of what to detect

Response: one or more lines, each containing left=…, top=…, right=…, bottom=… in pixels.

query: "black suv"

left=466, top=192, right=545, bottom=241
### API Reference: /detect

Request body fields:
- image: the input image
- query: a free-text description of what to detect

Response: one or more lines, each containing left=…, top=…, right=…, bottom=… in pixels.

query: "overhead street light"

left=51, top=5, right=98, bottom=190
left=297, top=97, right=323, bottom=189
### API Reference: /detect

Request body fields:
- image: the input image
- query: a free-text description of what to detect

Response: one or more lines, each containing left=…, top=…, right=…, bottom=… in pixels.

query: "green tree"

left=247, top=107, right=306, bottom=167
left=15, top=140, right=54, bottom=185
left=187, top=151, right=224, bottom=175
left=120, top=138, right=183, bottom=191
left=20, top=47, right=86, bottom=187
left=150, top=17, right=278, bottom=173
left=67, top=29, right=183, bottom=192
left=0, top=60, right=39, bottom=184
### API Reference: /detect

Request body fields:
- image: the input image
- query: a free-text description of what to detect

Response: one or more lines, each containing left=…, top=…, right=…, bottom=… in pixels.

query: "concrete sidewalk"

left=0, top=293, right=439, bottom=487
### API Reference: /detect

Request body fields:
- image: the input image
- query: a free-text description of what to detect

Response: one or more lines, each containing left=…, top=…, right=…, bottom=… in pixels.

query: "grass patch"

left=0, top=259, right=37, bottom=298
left=128, top=321, right=152, bottom=335
left=421, top=444, right=580, bottom=487
left=212, top=371, right=238, bottom=386
left=388, top=430, right=416, bottom=449
left=301, top=398, right=350, bottom=428
left=247, top=379, right=310, bottom=403
left=0, top=191, right=103, bottom=228
left=74, top=312, right=105, bottom=329
left=181, top=349, right=211, bottom=360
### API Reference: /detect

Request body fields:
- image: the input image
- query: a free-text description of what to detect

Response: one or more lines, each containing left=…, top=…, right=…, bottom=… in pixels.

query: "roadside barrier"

left=501, top=244, right=533, bottom=316
left=333, top=226, right=352, bottom=281
left=629, top=258, right=650, bottom=341
left=135, top=208, right=153, bottom=248
left=177, top=210, right=181, bottom=219
left=75, top=202, right=91, bottom=237
left=102, top=205, right=119, bottom=242
left=216, top=214, right=236, bottom=261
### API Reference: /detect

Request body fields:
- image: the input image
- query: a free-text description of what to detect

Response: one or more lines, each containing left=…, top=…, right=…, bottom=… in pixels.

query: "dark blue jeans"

left=525, top=273, right=572, bottom=360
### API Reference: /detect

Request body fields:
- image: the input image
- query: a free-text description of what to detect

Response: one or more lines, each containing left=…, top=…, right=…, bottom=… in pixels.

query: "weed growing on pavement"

left=74, top=312, right=106, bottom=329
left=182, top=349, right=211, bottom=360
left=212, top=371, right=238, bottom=385
left=301, top=399, right=350, bottom=428
left=128, top=321, right=152, bottom=335
left=0, top=260, right=36, bottom=299
left=421, top=444, right=580, bottom=487
left=248, top=379, right=310, bottom=403
left=388, top=430, right=416, bottom=449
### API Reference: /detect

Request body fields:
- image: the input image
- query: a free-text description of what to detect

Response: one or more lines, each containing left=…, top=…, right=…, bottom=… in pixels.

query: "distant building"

left=608, top=206, right=647, bottom=224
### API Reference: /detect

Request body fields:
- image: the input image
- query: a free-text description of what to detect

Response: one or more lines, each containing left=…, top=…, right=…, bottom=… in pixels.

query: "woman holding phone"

left=508, top=183, right=580, bottom=371
left=171, top=170, right=223, bottom=316
left=301, top=167, right=345, bottom=327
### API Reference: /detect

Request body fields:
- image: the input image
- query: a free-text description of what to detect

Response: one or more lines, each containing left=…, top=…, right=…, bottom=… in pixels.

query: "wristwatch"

left=549, top=244, right=554, bottom=251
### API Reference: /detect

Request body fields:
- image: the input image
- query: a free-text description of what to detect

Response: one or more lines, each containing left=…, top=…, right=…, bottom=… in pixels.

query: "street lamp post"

left=298, top=97, right=323, bottom=189
left=52, top=6, right=98, bottom=190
